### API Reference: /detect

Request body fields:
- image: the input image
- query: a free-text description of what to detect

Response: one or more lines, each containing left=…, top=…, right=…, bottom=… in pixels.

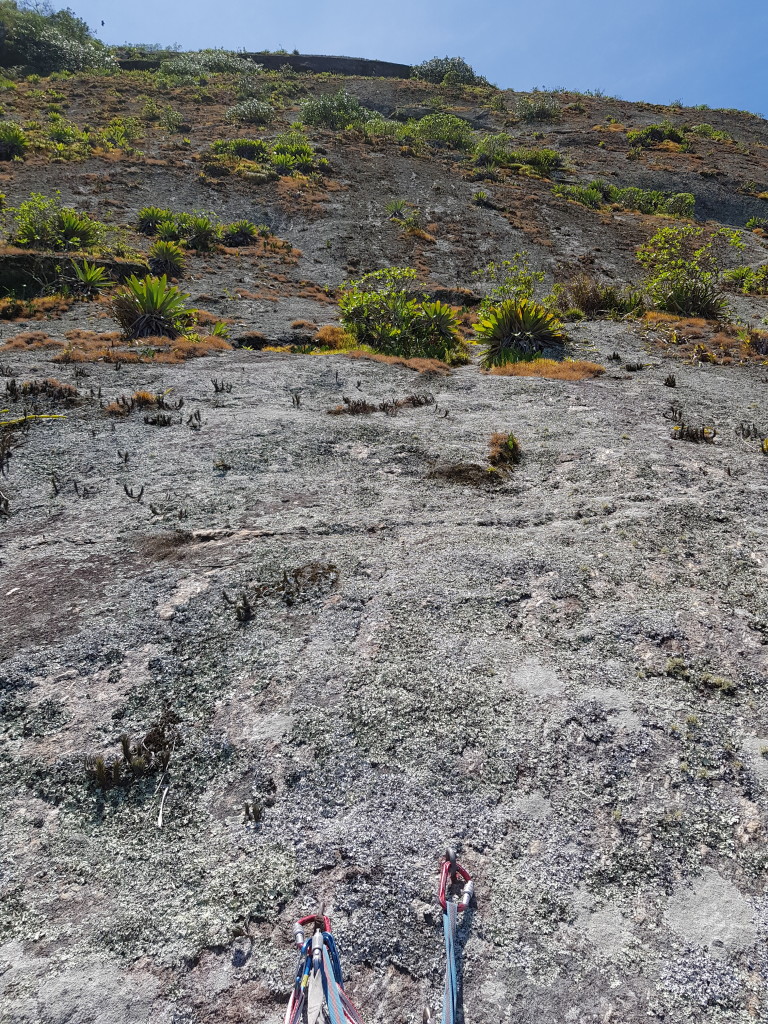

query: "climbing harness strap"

left=438, top=850, right=473, bottom=1024
left=285, top=915, right=363, bottom=1024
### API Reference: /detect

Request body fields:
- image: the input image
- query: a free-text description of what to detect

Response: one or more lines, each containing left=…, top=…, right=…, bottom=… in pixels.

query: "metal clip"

left=438, top=851, right=473, bottom=912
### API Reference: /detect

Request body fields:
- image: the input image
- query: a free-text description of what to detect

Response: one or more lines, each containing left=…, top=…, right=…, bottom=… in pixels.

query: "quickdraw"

left=438, top=849, right=474, bottom=1024
left=285, top=914, right=364, bottom=1024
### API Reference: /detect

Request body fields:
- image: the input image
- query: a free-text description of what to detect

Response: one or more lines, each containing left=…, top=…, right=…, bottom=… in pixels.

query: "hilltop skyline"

left=66, top=0, right=768, bottom=114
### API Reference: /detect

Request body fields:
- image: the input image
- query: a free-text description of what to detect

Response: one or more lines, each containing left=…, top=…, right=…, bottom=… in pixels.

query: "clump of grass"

left=488, top=431, right=521, bottom=468
left=487, top=358, right=605, bottom=380
left=553, top=274, right=645, bottom=318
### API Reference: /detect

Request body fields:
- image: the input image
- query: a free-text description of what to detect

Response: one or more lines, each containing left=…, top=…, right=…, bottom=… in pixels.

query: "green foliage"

left=137, top=206, right=170, bottom=234
left=225, top=99, right=274, bottom=125
left=515, top=94, right=561, bottom=123
left=553, top=179, right=695, bottom=217
left=401, top=112, right=474, bottom=149
left=73, top=258, right=108, bottom=296
left=0, top=0, right=117, bottom=73
left=271, top=152, right=296, bottom=175
left=411, top=56, right=482, bottom=86
left=553, top=274, right=645, bottom=319
left=100, top=116, right=143, bottom=149
left=221, top=219, right=260, bottom=246
left=204, top=128, right=324, bottom=179
left=722, top=264, right=768, bottom=294
left=159, top=49, right=258, bottom=77
left=474, top=134, right=563, bottom=175
left=338, top=267, right=468, bottom=362
left=300, top=90, right=376, bottom=129
left=112, top=275, right=194, bottom=339
left=182, top=214, right=218, bottom=250
left=474, top=254, right=544, bottom=317
left=637, top=224, right=742, bottom=317
left=626, top=121, right=684, bottom=148
left=210, top=138, right=268, bottom=160
left=746, top=216, right=768, bottom=230
left=0, top=120, right=27, bottom=159
left=475, top=299, right=566, bottom=367
left=7, top=191, right=105, bottom=251
left=148, top=240, right=186, bottom=277
left=687, top=123, right=732, bottom=142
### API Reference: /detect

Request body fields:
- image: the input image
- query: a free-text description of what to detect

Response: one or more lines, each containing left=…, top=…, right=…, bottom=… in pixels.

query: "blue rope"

left=441, top=901, right=458, bottom=1024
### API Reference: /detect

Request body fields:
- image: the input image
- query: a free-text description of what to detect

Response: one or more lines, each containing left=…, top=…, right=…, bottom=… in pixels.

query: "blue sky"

left=69, top=0, right=767, bottom=113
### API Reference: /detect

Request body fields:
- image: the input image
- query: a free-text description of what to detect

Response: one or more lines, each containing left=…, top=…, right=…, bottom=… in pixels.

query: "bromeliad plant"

left=339, top=267, right=468, bottom=363
left=148, top=240, right=186, bottom=277
left=475, top=300, right=567, bottom=367
left=72, top=259, right=109, bottom=298
left=112, top=275, right=196, bottom=340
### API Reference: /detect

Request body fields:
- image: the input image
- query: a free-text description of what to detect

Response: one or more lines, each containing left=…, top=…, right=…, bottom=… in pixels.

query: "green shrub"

left=746, top=216, right=768, bottom=230
left=411, top=56, right=482, bottom=86
left=515, top=94, right=561, bottom=123
left=211, top=138, right=269, bottom=160
left=626, top=121, right=684, bottom=148
left=339, top=267, right=468, bottom=362
left=475, top=300, right=566, bottom=366
left=474, top=254, right=545, bottom=317
left=0, top=120, right=27, bottom=160
left=404, top=113, right=474, bottom=149
left=687, top=123, right=731, bottom=142
left=722, top=264, right=768, bottom=294
left=148, top=240, right=186, bottom=277
left=300, top=90, right=375, bottom=129
left=0, top=1, right=117, bottom=74
left=225, top=99, right=274, bottom=125
left=160, top=49, right=258, bottom=77
left=137, top=206, right=171, bottom=234
left=637, top=224, right=742, bottom=317
left=221, top=220, right=259, bottom=246
left=553, top=274, right=644, bottom=318
left=554, top=180, right=694, bottom=217
left=101, top=117, right=143, bottom=149
left=8, top=192, right=105, bottom=251
left=112, top=275, right=194, bottom=339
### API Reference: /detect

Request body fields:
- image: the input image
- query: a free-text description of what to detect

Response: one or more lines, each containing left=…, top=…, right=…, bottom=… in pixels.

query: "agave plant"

left=221, top=220, right=258, bottom=246
left=73, top=259, right=109, bottom=297
left=112, top=275, right=194, bottom=340
left=0, top=121, right=27, bottom=160
left=137, top=206, right=171, bottom=234
left=148, top=240, right=186, bottom=277
left=475, top=299, right=566, bottom=367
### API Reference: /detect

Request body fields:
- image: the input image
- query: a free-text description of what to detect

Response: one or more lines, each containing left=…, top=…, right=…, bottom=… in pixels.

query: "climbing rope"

left=285, top=914, right=364, bottom=1024
left=438, top=850, right=474, bottom=1024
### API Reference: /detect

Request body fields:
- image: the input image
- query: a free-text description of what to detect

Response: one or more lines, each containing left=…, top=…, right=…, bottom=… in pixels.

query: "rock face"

left=1, top=62, right=768, bottom=1024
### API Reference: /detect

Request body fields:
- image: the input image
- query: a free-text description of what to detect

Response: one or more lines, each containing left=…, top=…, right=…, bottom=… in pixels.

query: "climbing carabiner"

left=438, top=849, right=473, bottom=912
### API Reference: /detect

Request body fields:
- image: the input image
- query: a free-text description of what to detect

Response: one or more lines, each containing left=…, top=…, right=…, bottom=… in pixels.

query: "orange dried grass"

left=488, top=359, right=605, bottom=380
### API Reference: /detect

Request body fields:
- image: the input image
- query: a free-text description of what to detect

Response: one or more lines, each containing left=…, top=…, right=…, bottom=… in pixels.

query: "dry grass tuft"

left=345, top=351, right=453, bottom=375
left=488, top=431, right=522, bottom=467
left=315, top=325, right=355, bottom=349
left=488, top=358, right=605, bottom=380
left=0, top=331, right=59, bottom=351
